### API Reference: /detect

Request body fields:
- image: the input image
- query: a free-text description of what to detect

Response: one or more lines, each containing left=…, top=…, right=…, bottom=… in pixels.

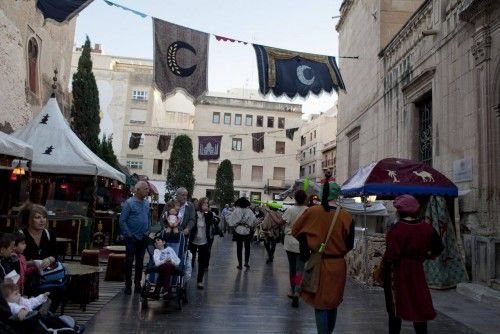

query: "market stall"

left=341, top=157, right=466, bottom=287
left=9, top=97, right=126, bottom=254
left=0, top=131, right=33, bottom=231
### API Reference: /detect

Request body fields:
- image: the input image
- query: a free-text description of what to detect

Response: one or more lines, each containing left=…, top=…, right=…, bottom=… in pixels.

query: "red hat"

left=393, top=195, right=420, bottom=217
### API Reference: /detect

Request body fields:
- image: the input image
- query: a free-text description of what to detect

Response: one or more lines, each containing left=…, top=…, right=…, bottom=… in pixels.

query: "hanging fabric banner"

left=285, top=127, right=299, bottom=141
left=103, top=0, right=147, bottom=18
left=129, top=133, right=141, bottom=150
left=253, top=45, right=346, bottom=98
left=198, top=136, right=222, bottom=160
left=252, top=132, right=265, bottom=153
left=153, top=18, right=209, bottom=100
left=157, top=135, right=171, bottom=153
left=36, top=0, right=94, bottom=22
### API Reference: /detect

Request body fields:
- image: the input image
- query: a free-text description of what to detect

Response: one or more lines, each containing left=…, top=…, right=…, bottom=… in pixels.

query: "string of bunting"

left=101, top=0, right=346, bottom=100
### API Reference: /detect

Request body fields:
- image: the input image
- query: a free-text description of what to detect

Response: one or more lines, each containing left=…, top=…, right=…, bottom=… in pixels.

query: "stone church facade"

left=336, top=0, right=500, bottom=288
left=0, top=1, right=76, bottom=132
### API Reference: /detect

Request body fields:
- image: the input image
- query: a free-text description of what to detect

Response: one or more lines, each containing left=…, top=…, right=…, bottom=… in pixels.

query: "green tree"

left=97, top=134, right=118, bottom=167
left=215, top=159, right=234, bottom=208
left=166, top=135, right=195, bottom=197
left=71, top=36, right=100, bottom=153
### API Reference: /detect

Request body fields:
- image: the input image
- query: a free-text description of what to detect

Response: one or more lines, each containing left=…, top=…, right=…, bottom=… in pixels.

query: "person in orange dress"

left=292, top=182, right=354, bottom=334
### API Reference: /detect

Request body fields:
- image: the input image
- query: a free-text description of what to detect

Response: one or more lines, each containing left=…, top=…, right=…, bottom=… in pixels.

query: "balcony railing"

left=268, top=179, right=286, bottom=189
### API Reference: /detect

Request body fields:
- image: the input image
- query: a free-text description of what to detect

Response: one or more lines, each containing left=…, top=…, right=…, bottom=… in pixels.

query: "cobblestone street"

left=83, top=236, right=495, bottom=333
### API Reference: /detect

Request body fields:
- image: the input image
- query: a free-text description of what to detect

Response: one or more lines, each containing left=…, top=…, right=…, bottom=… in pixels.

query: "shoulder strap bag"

left=300, top=205, right=342, bottom=294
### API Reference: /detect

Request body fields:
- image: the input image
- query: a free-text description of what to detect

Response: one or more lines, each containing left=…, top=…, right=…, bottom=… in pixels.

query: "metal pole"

left=92, top=174, right=97, bottom=219
left=363, top=199, right=369, bottom=282
left=26, top=160, right=32, bottom=199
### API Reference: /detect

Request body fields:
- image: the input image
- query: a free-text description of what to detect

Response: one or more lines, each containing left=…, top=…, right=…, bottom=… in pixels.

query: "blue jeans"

left=315, top=308, right=337, bottom=334
left=124, top=236, right=147, bottom=288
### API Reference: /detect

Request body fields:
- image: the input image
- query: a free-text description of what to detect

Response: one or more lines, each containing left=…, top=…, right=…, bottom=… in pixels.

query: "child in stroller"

left=141, top=207, right=189, bottom=309
left=151, top=237, right=180, bottom=299
left=1, top=281, right=84, bottom=333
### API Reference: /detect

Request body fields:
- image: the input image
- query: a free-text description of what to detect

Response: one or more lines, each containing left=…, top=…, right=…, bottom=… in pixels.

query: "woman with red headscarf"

left=383, top=195, right=443, bottom=334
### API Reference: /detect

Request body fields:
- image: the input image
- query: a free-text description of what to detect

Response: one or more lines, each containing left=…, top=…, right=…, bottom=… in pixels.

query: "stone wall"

left=0, top=1, right=76, bottom=131
left=336, top=0, right=500, bottom=287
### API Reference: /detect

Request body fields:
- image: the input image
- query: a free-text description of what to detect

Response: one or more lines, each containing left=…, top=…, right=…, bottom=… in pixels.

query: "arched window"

left=27, top=38, right=38, bottom=93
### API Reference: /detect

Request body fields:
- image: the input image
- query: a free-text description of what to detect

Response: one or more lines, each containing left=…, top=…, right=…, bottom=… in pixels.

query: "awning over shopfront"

left=0, top=131, right=33, bottom=160
left=12, top=97, right=125, bottom=183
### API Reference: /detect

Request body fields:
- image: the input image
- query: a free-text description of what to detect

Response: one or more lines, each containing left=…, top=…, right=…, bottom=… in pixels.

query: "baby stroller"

left=141, top=231, right=189, bottom=310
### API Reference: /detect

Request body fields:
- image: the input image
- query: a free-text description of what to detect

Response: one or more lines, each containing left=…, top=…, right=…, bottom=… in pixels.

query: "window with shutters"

left=245, top=115, right=253, bottom=126
left=273, top=167, right=285, bottom=180
left=278, top=117, right=285, bottom=129
left=153, top=159, right=163, bottom=174
left=207, top=162, right=219, bottom=179
left=275, top=141, right=285, bottom=154
left=257, top=116, right=264, bottom=127
left=267, top=117, right=274, bottom=128
left=132, top=90, right=148, bottom=101
left=251, top=165, right=263, bottom=182
left=232, top=138, right=242, bottom=151
left=233, top=164, right=241, bottom=180
left=212, top=112, right=220, bottom=124
left=235, top=114, right=242, bottom=125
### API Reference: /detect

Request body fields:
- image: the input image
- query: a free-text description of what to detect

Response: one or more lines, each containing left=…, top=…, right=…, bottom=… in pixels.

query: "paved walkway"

left=82, top=236, right=496, bottom=333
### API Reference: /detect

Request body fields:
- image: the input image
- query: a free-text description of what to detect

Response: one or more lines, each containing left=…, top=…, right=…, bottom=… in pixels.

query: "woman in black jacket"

left=18, top=204, right=64, bottom=313
left=189, top=197, right=220, bottom=289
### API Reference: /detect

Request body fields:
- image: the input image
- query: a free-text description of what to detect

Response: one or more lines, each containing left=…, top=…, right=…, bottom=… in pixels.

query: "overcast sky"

left=74, top=0, right=343, bottom=114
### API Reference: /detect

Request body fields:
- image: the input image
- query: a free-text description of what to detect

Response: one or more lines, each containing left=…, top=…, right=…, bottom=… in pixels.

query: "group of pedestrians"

left=118, top=178, right=444, bottom=334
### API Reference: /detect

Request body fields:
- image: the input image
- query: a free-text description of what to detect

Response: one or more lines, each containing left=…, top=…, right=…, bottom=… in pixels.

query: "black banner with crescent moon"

left=253, top=45, right=345, bottom=98
left=153, top=18, right=209, bottom=100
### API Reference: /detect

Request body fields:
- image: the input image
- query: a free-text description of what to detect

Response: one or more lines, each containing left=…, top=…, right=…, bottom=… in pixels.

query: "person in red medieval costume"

left=383, top=194, right=443, bottom=334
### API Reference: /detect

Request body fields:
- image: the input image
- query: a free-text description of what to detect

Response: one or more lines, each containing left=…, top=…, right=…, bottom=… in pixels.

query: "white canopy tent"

left=12, top=97, right=125, bottom=183
left=0, top=130, right=33, bottom=160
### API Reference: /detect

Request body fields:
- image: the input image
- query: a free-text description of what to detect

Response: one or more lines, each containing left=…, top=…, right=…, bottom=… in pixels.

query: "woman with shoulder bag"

left=226, top=197, right=256, bottom=270
left=282, top=190, right=308, bottom=308
left=292, top=182, right=355, bottom=334
left=189, top=198, right=220, bottom=289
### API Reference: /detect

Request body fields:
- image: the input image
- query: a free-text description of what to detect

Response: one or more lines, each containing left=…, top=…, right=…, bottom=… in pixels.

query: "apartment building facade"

left=71, top=49, right=303, bottom=203
left=193, top=96, right=303, bottom=202
left=299, top=107, right=338, bottom=182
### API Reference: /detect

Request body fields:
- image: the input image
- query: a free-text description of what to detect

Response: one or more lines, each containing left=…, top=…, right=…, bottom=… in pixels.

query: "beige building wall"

left=0, top=1, right=76, bottom=132
left=194, top=96, right=303, bottom=202
left=335, top=0, right=424, bottom=182
left=336, top=0, right=500, bottom=287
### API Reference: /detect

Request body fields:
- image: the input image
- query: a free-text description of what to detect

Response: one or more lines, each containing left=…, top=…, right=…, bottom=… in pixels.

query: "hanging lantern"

left=12, top=163, right=25, bottom=176
left=10, top=173, right=17, bottom=181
